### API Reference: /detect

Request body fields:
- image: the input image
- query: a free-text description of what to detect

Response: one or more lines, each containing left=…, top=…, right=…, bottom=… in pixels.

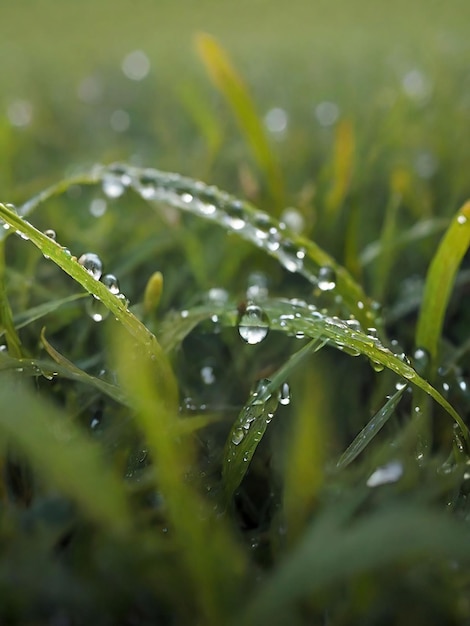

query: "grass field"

left=0, top=2, right=470, bottom=625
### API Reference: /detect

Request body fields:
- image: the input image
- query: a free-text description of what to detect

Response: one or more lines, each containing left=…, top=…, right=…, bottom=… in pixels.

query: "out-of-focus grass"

left=0, top=2, right=470, bottom=624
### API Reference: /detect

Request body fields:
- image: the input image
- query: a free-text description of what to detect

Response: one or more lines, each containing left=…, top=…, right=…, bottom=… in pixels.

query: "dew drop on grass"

left=223, top=201, right=246, bottom=230
left=43, top=229, right=56, bottom=240
left=102, top=173, right=125, bottom=199
left=238, top=304, right=270, bottom=344
left=246, top=271, right=268, bottom=300
left=86, top=297, right=109, bottom=322
left=231, top=428, right=245, bottom=446
left=90, top=198, right=107, bottom=217
left=413, top=347, right=430, bottom=374
left=278, top=241, right=305, bottom=272
left=101, top=273, right=120, bottom=294
left=457, top=214, right=467, bottom=225
left=317, top=266, right=336, bottom=291
left=279, top=382, right=291, bottom=405
left=78, top=253, right=103, bottom=280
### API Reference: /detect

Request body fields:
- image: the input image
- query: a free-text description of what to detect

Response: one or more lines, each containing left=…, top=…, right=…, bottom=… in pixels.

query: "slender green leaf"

left=114, top=328, right=246, bottom=626
left=336, top=387, right=405, bottom=469
left=223, top=339, right=327, bottom=501
left=0, top=202, right=178, bottom=414
left=195, top=32, right=285, bottom=212
left=416, top=200, right=470, bottom=370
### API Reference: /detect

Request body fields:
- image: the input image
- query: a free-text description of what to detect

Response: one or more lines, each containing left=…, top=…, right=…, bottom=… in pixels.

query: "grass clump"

left=1, top=28, right=470, bottom=626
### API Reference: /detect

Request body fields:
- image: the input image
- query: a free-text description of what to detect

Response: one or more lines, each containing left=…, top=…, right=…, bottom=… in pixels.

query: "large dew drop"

left=238, top=304, right=270, bottom=345
left=78, top=253, right=103, bottom=280
left=101, top=273, right=120, bottom=294
left=317, top=266, right=336, bottom=291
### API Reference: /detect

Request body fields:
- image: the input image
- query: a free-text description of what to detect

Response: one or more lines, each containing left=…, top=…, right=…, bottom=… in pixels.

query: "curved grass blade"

left=113, top=328, right=245, bottom=626
left=0, top=375, right=131, bottom=534
left=336, top=386, right=405, bottom=469
left=156, top=295, right=468, bottom=442
left=194, top=32, right=285, bottom=212
left=0, top=202, right=178, bottom=414
left=240, top=502, right=470, bottom=625
left=14, top=164, right=377, bottom=327
left=223, top=338, right=327, bottom=501
left=6, top=292, right=87, bottom=333
left=40, top=328, right=129, bottom=405
left=416, top=200, right=470, bottom=371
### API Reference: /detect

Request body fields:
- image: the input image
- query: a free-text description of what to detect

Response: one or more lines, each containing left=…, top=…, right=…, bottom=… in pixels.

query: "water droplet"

left=366, top=461, right=403, bottom=487
left=122, top=49, right=150, bottom=81
left=266, top=228, right=281, bottom=252
left=279, top=382, right=291, bottom=405
left=395, top=380, right=408, bottom=391
left=370, top=359, right=385, bottom=373
left=86, top=297, right=109, bottom=322
left=317, top=266, right=336, bottom=291
left=78, top=252, right=103, bottom=280
left=101, top=273, right=120, bottom=294
left=278, top=241, right=305, bottom=273
left=207, top=287, right=229, bottom=304
left=280, top=207, right=305, bottom=234
left=223, top=201, right=246, bottom=230
left=238, top=304, right=270, bottom=345
left=90, top=198, right=107, bottom=217
left=200, top=365, right=216, bottom=385
left=246, top=271, right=269, bottom=300
left=43, top=229, right=56, bottom=240
left=231, top=428, right=245, bottom=446
left=315, top=101, right=339, bottom=127
left=102, top=173, right=125, bottom=199
left=413, top=347, right=430, bottom=374
left=457, top=214, right=467, bottom=225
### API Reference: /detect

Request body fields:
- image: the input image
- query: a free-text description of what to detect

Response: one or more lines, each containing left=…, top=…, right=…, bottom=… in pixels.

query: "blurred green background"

left=0, top=0, right=470, bottom=219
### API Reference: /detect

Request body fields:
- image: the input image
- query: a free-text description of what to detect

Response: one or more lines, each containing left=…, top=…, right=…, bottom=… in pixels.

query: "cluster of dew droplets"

left=230, top=379, right=288, bottom=449
left=77, top=251, right=126, bottom=322
left=97, top=164, right=365, bottom=316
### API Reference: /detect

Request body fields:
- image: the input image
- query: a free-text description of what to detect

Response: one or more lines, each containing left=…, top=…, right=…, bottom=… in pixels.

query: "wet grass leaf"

left=416, top=200, right=470, bottom=372
left=336, top=386, right=405, bottom=469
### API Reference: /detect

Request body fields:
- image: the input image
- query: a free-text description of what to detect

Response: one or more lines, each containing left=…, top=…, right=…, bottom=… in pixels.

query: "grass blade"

left=195, top=32, right=285, bottom=212
left=416, top=200, right=470, bottom=371
left=113, top=328, right=246, bottom=626
left=336, top=386, right=405, bottom=469
left=0, top=202, right=178, bottom=414
left=0, top=375, right=131, bottom=534
left=223, top=339, right=326, bottom=501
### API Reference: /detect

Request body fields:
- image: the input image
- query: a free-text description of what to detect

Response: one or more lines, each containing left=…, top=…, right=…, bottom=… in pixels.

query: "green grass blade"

left=223, top=339, right=327, bottom=501
left=0, top=375, right=131, bottom=534
left=8, top=292, right=87, bottom=332
left=336, top=387, right=405, bottom=469
left=113, top=328, right=245, bottom=626
left=416, top=200, right=470, bottom=371
left=241, top=503, right=470, bottom=625
left=0, top=202, right=178, bottom=414
left=195, top=32, right=285, bottom=212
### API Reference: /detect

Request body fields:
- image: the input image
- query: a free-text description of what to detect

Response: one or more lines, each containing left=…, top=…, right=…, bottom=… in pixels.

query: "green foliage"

left=1, top=14, right=470, bottom=625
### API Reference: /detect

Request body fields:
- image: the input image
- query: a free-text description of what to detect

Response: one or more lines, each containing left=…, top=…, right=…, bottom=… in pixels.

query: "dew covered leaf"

left=0, top=201, right=178, bottom=411
left=0, top=375, right=131, bottom=534
left=416, top=200, right=470, bottom=371
left=223, top=339, right=327, bottom=501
